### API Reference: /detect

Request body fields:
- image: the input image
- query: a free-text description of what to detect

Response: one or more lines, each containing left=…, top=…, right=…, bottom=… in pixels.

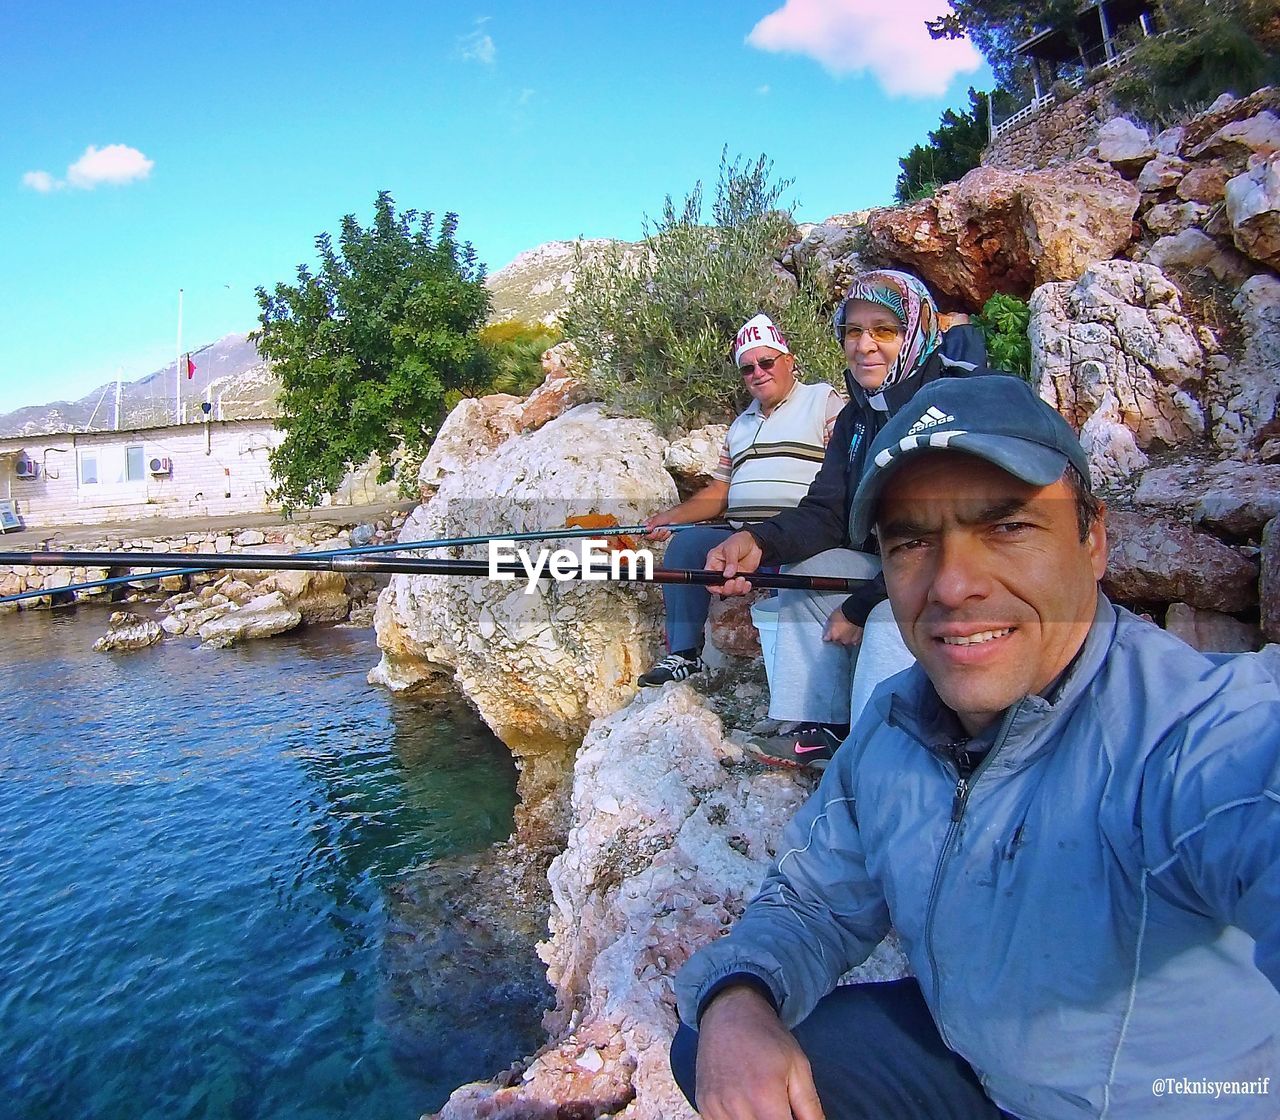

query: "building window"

left=80, top=451, right=99, bottom=486
left=125, top=445, right=145, bottom=482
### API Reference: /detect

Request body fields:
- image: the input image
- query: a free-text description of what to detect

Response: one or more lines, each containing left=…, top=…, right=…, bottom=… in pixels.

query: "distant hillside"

left=486, top=238, right=633, bottom=325
left=2, top=237, right=637, bottom=436
left=0, top=333, right=279, bottom=438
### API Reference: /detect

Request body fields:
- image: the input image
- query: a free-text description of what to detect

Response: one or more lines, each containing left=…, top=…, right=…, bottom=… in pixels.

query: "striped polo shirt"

left=713, top=380, right=842, bottom=526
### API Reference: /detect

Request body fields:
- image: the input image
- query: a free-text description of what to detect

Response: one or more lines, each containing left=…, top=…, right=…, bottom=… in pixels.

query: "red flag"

left=184, top=353, right=196, bottom=379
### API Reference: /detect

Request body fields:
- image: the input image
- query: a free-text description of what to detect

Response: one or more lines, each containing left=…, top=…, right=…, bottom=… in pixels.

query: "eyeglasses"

left=843, top=324, right=902, bottom=344
left=738, top=356, right=780, bottom=376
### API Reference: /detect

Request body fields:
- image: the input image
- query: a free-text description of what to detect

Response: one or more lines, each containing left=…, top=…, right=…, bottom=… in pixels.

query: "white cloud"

left=459, top=18, right=495, bottom=65
left=757, top=84, right=771, bottom=95
left=747, top=0, right=981, bottom=97
left=66, top=143, right=154, bottom=188
left=22, top=170, right=60, bottom=192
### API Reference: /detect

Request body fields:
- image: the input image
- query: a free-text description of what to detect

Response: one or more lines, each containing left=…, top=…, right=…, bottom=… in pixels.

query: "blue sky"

left=1, top=1, right=988, bottom=413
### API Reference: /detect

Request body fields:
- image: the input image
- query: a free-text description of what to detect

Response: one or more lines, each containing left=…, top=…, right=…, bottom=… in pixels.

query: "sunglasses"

left=844, top=324, right=902, bottom=344
left=738, top=356, right=780, bottom=376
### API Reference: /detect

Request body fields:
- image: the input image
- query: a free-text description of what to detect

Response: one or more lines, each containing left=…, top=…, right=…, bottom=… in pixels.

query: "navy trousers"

left=660, top=525, right=734, bottom=652
left=670, top=979, right=1012, bottom=1119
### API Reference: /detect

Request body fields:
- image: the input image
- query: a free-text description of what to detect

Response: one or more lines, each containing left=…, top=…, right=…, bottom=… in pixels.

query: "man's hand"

left=694, top=985, right=825, bottom=1120
left=705, top=531, right=764, bottom=596
left=644, top=510, right=680, bottom=542
left=823, top=608, right=864, bottom=647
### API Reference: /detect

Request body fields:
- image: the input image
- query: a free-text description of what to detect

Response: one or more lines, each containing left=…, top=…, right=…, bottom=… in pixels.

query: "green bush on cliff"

left=1112, top=0, right=1279, bottom=120
left=562, top=153, right=843, bottom=433
left=976, top=292, right=1033, bottom=381
left=254, top=191, right=490, bottom=512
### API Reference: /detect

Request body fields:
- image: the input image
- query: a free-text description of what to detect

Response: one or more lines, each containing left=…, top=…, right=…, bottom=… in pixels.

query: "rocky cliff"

left=365, top=91, right=1280, bottom=1118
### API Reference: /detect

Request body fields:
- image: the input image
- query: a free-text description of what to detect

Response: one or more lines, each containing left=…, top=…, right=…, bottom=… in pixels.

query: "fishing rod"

left=0, top=549, right=871, bottom=594
left=0, top=522, right=729, bottom=607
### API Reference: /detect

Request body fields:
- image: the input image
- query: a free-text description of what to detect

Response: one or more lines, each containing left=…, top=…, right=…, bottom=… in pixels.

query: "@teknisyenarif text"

left=1151, top=1077, right=1271, bottom=1099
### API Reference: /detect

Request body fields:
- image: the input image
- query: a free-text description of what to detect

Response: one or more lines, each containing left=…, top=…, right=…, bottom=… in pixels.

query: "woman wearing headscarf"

left=707, top=269, right=1001, bottom=765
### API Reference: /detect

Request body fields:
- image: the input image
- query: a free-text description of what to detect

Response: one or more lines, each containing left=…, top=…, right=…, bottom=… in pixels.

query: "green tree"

left=563, top=153, right=843, bottom=432
left=455, top=320, right=564, bottom=409
left=254, top=191, right=489, bottom=510
left=895, top=88, right=993, bottom=202
left=927, top=0, right=1074, bottom=92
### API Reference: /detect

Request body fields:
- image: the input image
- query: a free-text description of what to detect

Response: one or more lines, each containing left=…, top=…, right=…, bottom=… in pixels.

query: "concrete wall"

left=0, top=420, right=283, bottom=528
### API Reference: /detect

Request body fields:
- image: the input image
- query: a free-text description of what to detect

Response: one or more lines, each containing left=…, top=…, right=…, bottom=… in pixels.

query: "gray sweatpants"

left=767, top=548, right=915, bottom=725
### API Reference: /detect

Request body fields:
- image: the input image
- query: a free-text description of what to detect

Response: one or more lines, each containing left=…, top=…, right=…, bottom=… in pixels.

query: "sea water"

left=0, top=607, right=526, bottom=1119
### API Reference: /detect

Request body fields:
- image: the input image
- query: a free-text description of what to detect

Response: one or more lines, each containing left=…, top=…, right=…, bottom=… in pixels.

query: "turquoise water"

left=0, top=608, right=526, bottom=1120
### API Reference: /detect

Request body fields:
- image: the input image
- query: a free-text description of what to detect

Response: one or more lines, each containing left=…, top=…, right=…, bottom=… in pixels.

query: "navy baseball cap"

left=850, top=375, right=1092, bottom=542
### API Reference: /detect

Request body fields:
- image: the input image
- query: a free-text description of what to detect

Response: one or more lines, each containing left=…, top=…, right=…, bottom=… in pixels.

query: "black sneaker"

left=748, top=724, right=844, bottom=770
left=638, top=651, right=706, bottom=687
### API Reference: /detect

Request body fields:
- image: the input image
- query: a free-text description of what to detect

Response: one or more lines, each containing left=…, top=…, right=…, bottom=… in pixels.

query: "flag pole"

left=174, top=288, right=184, bottom=426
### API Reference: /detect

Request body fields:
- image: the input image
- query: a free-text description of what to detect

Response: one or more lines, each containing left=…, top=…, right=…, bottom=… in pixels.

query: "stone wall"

left=0, top=512, right=405, bottom=610
left=985, top=72, right=1126, bottom=172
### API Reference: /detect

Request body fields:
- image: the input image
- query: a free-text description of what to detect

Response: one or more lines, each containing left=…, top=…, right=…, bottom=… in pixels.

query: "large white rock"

left=418, top=394, right=522, bottom=492
left=1078, top=389, right=1149, bottom=489
left=430, top=685, right=906, bottom=1120
left=256, top=569, right=351, bottom=624
left=664, top=424, right=728, bottom=484
left=1032, top=260, right=1205, bottom=452
left=94, top=611, right=164, bottom=652
left=1211, top=273, right=1280, bottom=454
left=373, top=403, right=675, bottom=752
left=1225, top=153, right=1280, bottom=268
left=1096, top=118, right=1155, bottom=172
left=197, top=591, right=301, bottom=648
left=1142, top=227, right=1249, bottom=283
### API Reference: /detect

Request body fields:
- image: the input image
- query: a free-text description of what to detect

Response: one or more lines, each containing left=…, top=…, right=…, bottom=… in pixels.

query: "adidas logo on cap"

left=906, top=406, right=956, bottom=436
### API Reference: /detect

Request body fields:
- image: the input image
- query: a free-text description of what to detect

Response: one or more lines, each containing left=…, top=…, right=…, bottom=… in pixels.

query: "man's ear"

left=1088, top=500, right=1108, bottom=582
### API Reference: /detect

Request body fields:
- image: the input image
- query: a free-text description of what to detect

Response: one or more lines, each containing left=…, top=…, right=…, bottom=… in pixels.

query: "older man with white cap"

left=638, top=313, right=842, bottom=687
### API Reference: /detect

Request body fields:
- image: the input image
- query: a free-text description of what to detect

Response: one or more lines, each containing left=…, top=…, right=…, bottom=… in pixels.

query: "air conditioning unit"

left=148, top=456, right=173, bottom=476
left=14, top=453, right=38, bottom=481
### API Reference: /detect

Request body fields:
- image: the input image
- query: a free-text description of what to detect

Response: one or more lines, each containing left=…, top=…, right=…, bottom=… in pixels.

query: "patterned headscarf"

left=836, top=270, right=941, bottom=392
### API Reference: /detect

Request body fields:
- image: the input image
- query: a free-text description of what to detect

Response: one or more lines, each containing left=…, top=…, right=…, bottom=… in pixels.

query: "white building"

left=0, top=417, right=285, bottom=529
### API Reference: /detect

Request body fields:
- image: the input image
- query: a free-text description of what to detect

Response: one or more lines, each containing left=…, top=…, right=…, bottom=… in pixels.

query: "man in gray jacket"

left=673, top=375, right=1280, bottom=1119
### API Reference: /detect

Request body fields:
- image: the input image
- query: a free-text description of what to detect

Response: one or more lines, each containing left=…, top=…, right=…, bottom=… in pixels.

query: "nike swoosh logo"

left=793, top=742, right=831, bottom=754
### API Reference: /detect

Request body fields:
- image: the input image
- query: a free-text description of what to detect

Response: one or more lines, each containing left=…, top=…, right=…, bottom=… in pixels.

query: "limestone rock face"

left=1226, top=153, right=1280, bottom=268
left=1164, top=603, right=1259, bottom=653
left=1078, top=389, right=1149, bottom=488
left=1136, top=154, right=1189, bottom=192
left=779, top=213, right=871, bottom=302
left=1142, top=228, right=1248, bottom=283
left=1263, top=518, right=1280, bottom=643
left=515, top=350, right=595, bottom=434
left=664, top=424, right=728, bottom=489
left=372, top=404, right=674, bottom=755
left=1103, top=510, right=1258, bottom=612
left=1134, top=461, right=1280, bottom=538
left=1142, top=200, right=1211, bottom=236
left=257, top=569, right=351, bottom=624
left=1096, top=117, right=1155, bottom=174
left=1177, top=165, right=1231, bottom=204
left=707, top=592, right=764, bottom=658
left=94, top=611, right=163, bottom=652
left=1211, top=274, right=1280, bottom=455
left=1032, top=261, right=1205, bottom=464
left=864, top=163, right=1140, bottom=307
left=429, top=686, right=906, bottom=1120
left=197, top=591, right=302, bottom=648
left=419, top=394, right=522, bottom=492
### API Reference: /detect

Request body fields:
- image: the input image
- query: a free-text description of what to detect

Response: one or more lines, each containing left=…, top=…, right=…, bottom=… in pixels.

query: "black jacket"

left=748, top=325, right=997, bottom=625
